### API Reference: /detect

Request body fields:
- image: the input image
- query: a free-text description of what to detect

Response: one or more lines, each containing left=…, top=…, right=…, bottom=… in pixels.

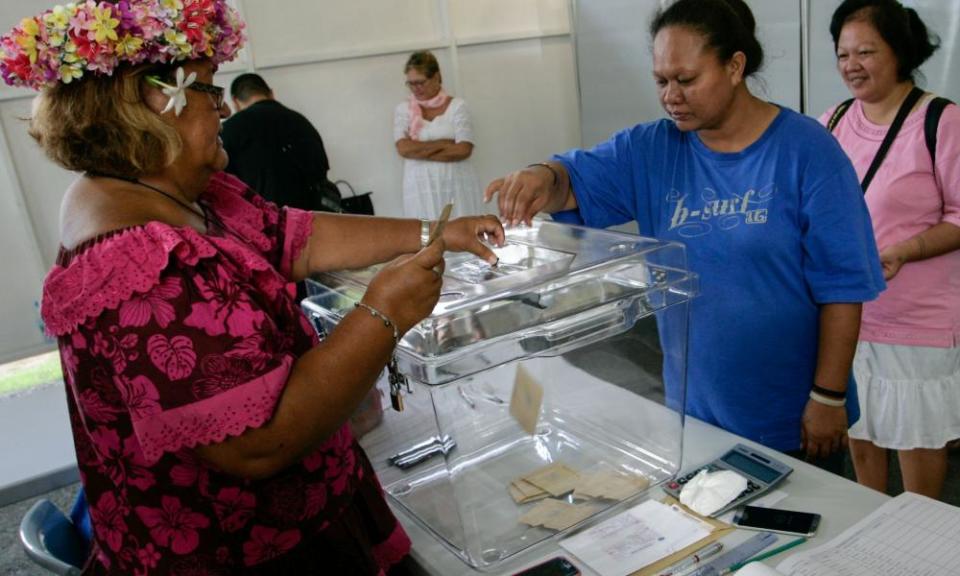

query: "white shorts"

left=849, top=341, right=960, bottom=450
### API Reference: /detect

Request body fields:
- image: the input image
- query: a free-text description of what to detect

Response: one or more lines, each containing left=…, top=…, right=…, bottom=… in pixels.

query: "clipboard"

left=629, top=497, right=734, bottom=576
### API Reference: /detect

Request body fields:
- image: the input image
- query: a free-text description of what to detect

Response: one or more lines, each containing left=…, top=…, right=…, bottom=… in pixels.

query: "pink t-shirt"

left=820, top=98, right=960, bottom=348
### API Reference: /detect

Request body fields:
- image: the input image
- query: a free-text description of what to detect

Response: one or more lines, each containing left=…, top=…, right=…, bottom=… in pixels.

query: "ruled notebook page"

left=777, top=492, right=960, bottom=576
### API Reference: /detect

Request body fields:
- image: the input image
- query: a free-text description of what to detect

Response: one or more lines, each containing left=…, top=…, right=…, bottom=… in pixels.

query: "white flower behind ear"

left=157, top=67, right=197, bottom=116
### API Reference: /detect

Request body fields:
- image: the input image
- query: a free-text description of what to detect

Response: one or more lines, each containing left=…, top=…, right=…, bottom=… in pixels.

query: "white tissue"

left=678, top=469, right=748, bottom=516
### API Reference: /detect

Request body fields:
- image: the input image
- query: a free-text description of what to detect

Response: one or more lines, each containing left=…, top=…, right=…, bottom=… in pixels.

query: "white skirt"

left=849, top=341, right=960, bottom=450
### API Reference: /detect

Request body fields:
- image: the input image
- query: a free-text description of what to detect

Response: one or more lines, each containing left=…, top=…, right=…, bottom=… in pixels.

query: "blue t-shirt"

left=553, top=107, right=885, bottom=451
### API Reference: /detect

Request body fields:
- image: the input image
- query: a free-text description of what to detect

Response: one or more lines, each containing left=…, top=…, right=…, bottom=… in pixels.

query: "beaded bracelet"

left=526, top=162, right=559, bottom=187
left=809, top=390, right=846, bottom=407
left=354, top=302, right=400, bottom=345
left=810, top=383, right=846, bottom=399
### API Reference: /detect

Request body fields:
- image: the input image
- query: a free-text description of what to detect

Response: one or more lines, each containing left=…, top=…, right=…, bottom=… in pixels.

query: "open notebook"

left=752, top=492, right=960, bottom=576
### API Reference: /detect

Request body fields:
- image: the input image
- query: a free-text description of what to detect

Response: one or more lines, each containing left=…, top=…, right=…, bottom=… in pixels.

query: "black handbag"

left=335, top=180, right=375, bottom=215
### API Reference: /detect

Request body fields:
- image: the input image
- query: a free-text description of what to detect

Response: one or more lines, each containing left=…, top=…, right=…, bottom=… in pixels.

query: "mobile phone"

left=513, top=556, right=581, bottom=576
left=733, top=505, right=821, bottom=537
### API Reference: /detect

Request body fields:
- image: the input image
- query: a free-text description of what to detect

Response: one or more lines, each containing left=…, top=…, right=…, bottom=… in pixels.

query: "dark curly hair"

left=650, top=0, right=764, bottom=78
left=830, top=0, right=939, bottom=82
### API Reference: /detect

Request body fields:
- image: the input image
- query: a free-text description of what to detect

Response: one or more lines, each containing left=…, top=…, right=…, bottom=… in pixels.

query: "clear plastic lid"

left=303, top=219, right=697, bottom=384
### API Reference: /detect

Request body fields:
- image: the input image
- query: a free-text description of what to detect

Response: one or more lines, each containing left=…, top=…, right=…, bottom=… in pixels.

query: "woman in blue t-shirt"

left=484, top=0, right=885, bottom=471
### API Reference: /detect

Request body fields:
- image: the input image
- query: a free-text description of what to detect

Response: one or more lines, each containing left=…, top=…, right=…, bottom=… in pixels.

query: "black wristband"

left=526, top=162, right=559, bottom=187
left=811, top=384, right=846, bottom=399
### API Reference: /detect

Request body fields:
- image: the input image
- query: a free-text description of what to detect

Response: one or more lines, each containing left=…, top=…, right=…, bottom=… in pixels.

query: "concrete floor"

left=2, top=324, right=958, bottom=575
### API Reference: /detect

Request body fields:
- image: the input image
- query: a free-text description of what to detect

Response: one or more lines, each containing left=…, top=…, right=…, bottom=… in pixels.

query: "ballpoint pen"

left=719, top=537, right=806, bottom=574
left=659, top=541, right=724, bottom=576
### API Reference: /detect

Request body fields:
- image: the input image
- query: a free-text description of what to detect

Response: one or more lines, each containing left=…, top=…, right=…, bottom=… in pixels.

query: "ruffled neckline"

left=42, top=172, right=288, bottom=337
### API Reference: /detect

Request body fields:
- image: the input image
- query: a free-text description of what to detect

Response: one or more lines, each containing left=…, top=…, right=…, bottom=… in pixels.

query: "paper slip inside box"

left=521, top=462, right=580, bottom=497
left=510, top=365, right=544, bottom=435
left=560, top=499, right=714, bottom=576
left=573, top=469, right=650, bottom=501
left=509, top=478, right=551, bottom=504
left=519, top=498, right=599, bottom=531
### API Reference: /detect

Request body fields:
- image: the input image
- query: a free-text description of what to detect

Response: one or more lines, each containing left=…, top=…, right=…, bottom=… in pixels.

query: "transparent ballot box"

left=302, top=220, right=697, bottom=570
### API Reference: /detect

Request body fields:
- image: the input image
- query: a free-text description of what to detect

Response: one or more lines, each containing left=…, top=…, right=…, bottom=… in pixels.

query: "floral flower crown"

left=0, top=0, right=245, bottom=91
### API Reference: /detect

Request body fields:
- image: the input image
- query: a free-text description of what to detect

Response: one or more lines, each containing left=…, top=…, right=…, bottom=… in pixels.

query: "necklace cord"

left=87, top=171, right=207, bottom=220
left=84, top=171, right=243, bottom=242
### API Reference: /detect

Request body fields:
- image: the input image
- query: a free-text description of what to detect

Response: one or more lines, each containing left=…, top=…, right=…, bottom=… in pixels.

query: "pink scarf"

left=407, top=89, right=450, bottom=141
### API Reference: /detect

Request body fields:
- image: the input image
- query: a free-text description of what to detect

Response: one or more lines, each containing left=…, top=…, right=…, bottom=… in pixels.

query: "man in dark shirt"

left=222, top=73, right=340, bottom=211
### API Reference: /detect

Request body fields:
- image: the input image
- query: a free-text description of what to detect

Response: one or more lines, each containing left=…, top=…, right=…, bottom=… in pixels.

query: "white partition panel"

left=457, top=38, right=581, bottom=186
left=0, top=118, right=51, bottom=363
left=575, top=0, right=802, bottom=148
left=450, top=0, right=570, bottom=41
left=574, top=0, right=661, bottom=148
left=0, top=99, right=74, bottom=264
left=0, top=384, right=76, bottom=501
left=241, top=0, right=442, bottom=68
left=749, top=0, right=803, bottom=109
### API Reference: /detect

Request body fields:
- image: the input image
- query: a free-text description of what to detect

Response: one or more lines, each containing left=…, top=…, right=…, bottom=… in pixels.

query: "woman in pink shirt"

left=822, top=0, right=960, bottom=499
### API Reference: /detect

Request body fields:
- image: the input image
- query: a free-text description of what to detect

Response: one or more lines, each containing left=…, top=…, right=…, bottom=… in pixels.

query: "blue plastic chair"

left=68, top=490, right=93, bottom=551
left=19, top=498, right=88, bottom=575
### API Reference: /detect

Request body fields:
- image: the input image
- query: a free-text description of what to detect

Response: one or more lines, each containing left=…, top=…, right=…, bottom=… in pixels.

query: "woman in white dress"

left=394, top=51, right=483, bottom=219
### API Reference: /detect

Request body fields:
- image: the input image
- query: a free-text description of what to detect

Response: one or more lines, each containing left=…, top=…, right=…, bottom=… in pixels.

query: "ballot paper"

left=510, top=462, right=580, bottom=504
left=524, top=462, right=580, bottom=496
left=509, top=365, right=543, bottom=435
left=573, top=468, right=651, bottom=501
left=509, top=478, right=551, bottom=504
left=560, top=499, right=713, bottom=576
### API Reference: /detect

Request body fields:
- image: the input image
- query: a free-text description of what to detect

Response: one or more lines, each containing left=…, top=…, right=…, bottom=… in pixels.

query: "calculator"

left=663, top=443, right=793, bottom=517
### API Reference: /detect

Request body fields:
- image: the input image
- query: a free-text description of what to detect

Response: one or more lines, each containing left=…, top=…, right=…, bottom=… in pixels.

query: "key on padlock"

left=390, top=386, right=404, bottom=411
left=387, top=360, right=406, bottom=412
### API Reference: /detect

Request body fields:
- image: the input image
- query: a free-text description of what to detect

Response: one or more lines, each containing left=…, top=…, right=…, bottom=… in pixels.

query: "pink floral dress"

left=41, top=172, right=410, bottom=575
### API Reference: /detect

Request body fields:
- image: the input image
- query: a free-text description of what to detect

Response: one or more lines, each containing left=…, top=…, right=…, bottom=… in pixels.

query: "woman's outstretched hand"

left=442, top=214, right=505, bottom=264
left=364, top=238, right=446, bottom=333
left=484, top=164, right=567, bottom=227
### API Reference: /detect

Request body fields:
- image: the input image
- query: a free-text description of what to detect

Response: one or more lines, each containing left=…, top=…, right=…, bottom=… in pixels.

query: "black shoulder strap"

left=827, top=98, right=855, bottom=132
left=860, top=86, right=925, bottom=193
left=925, top=97, right=954, bottom=167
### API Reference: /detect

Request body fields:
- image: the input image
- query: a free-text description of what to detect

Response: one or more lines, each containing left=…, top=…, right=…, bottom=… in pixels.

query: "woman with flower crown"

left=2, top=1, right=503, bottom=573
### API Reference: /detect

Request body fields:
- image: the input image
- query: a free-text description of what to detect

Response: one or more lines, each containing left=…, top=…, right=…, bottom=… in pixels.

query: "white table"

left=390, top=416, right=889, bottom=576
